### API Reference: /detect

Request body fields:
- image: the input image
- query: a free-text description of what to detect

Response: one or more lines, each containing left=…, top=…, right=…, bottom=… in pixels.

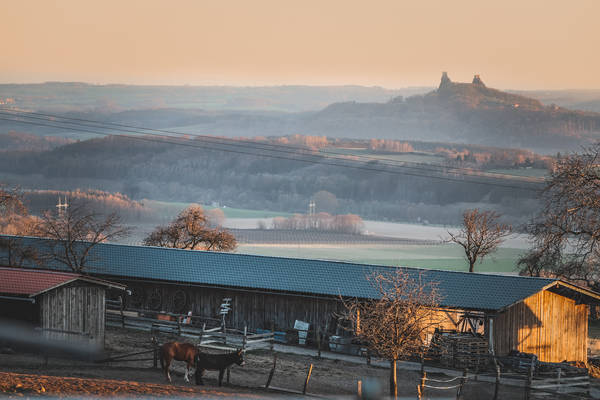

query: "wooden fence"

left=105, top=301, right=274, bottom=353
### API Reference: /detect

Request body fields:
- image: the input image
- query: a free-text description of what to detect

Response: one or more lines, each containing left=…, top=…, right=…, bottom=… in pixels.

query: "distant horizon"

left=2, top=78, right=600, bottom=93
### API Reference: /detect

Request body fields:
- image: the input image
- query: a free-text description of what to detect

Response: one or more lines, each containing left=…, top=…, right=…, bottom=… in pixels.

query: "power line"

left=0, top=112, right=543, bottom=192
left=0, top=108, right=545, bottom=180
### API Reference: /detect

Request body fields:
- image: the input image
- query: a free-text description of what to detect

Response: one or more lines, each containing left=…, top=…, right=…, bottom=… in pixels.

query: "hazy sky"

left=2, top=0, right=599, bottom=89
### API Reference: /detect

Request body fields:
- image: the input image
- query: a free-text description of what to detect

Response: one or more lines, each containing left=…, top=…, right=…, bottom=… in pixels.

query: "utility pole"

left=56, top=196, right=68, bottom=218
left=308, top=200, right=316, bottom=216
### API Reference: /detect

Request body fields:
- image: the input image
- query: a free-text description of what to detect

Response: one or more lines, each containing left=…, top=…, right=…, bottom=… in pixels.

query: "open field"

left=237, top=243, right=524, bottom=273
left=321, top=147, right=447, bottom=164
left=123, top=212, right=529, bottom=273
left=487, top=167, right=549, bottom=178
left=143, top=199, right=293, bottom=220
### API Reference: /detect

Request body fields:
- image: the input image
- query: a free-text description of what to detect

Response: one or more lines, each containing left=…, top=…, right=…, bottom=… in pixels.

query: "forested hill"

left=310, top=73, right=600, bottom=151
left=0, top=134, right=542, bottom=225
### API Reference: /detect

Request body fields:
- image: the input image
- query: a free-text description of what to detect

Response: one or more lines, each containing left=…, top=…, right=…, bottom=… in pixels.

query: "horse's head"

left=235, top=349, right=245, bottom=366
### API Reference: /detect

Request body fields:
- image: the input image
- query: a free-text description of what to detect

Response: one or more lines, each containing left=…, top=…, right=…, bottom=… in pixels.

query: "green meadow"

left=237, top=243, right=525, bottom=273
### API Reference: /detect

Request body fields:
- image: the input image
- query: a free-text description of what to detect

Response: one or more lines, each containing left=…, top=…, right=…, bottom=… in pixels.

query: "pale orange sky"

left=1, top=0, right=599, bottom=89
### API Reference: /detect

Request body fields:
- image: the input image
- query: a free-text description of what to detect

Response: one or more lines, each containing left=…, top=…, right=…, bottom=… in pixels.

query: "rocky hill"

left=2, top=75, right=599, bottom=153
left=308, top=73, right=600, bottom=152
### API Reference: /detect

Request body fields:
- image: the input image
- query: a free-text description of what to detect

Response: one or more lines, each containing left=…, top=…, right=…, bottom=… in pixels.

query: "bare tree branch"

left=447, top=209, right=511, bottom=273
left=36, top=203, right=131, bottom=273
left=519, top=144, right=600, bottom=289
left=341, top=269, right=441, bottom=397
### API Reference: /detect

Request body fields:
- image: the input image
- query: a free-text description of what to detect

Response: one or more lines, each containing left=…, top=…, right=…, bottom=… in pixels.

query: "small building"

left=0, top=266, right=125, bottom=346
left=1, top=235, right=599, bottom=363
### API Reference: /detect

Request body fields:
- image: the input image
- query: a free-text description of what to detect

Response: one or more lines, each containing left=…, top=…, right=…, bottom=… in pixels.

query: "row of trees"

left=271, top=213, right=364, bottom=234
left=0, top=191, right=237, bottom=272
left=450, top=144, right=600, bottom=290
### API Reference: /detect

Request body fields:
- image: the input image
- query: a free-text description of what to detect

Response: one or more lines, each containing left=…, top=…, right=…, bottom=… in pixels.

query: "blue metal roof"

left=0, top=235, right=558, bottom=311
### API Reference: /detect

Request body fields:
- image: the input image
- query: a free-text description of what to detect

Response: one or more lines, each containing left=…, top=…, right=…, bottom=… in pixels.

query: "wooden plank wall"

left=122, top=281, right=480, bottom=334
left=493, top=290, right=588, bottom=362
left=124, top=281, right=345, bottom=331
left=40, top=284, right=106, bottom=345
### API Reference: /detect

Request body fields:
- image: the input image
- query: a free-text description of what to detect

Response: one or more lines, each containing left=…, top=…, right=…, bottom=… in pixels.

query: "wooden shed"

left=0, top=266, right=125, bottom=346
left=2, top=235, right=600, bottom=363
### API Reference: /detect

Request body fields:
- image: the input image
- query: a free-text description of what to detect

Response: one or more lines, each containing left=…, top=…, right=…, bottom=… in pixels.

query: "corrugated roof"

left=0, top=235, right=558, bottom=310
left=0, top=266, right=126, bottom=297
left=0, top=267, right=80, bottom=297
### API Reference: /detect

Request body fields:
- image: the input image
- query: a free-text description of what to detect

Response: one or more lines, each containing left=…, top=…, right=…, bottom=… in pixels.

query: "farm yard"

left=0, top=327, right=529, bottom=399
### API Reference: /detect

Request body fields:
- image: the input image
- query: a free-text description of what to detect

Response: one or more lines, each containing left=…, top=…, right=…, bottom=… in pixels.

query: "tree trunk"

left=389, top=358, right=397, bottom=399
left=469, top=261, right=475, bottom=273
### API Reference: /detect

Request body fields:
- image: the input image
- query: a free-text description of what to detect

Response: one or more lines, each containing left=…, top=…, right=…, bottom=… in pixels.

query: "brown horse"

left=160, top=342, right=198, bottom=383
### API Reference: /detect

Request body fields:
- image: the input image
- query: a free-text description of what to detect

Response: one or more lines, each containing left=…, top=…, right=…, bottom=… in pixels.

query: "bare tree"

left=143, top=205, right=236, bottom=252
left=343, top=269, right=441, bottom=398
left=519, top=144, right=600, bottom=289
left=37, top=203, right=131, bottom=273
left=0, top=185, right=27, bottom=216
left=0, top=185, right=45, bottom=267
left=448, top=209, right=511, bottom=273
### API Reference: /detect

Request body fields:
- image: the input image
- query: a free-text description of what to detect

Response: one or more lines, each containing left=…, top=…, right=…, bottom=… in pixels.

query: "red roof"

left=0, top=267, right=124, bottom=297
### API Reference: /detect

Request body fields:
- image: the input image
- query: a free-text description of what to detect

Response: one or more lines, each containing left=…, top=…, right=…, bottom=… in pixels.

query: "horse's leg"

left=164, top=358, right=172, bottom=383
left=184, top=363, right=190, bottom=383
left=218, top=368, right=224, bottom=386
left=195, top=368, right=205, bottom=385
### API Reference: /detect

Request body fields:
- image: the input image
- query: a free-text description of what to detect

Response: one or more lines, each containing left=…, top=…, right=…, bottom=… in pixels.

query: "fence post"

left=456, top=369, right=467, bottom=400
left=366, top=348, right=371, bottom=366
left=316, top=325, right=321, bottom=359
left=265, top=353, right=277, bottom=388
left=525, top=357, right=535, bottom=400
left=243, top=325, right=247, bottom=352
left=418, top=370, right=426, bottom=400
left=270, top=322, right=275, bottom=352
left=119, top=295, right=125, bottom=328
left=152, top=337, right=158, bottom=369
left=200, top=322, right=206, bottom=345
left=302, top=364, right=313, bottom=395
left=357, top=380, right=362, bottom=399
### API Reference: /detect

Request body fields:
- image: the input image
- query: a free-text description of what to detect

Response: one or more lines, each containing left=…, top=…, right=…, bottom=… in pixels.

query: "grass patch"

left=142, top=199, right=293, bottom=219
left=236, top=244, right=524, bottom=273
left=321, top=148, right=446, bottom=164
left=487, top=168, right=549, bottom=178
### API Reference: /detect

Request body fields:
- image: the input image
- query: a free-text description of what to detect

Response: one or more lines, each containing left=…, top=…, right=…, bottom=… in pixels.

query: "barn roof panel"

left=0, top=267, right=80, bottom=297
left=0, top=235, right=560, bottom=310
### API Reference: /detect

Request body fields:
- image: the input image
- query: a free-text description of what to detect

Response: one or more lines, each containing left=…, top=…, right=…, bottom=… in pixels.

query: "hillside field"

left=236, top=243, right=524, bottom=273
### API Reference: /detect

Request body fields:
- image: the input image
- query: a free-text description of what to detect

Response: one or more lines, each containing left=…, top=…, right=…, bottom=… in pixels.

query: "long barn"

left=1, top=235, right=599, bottom=363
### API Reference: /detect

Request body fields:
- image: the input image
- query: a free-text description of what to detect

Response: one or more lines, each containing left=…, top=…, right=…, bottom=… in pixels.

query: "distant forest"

left=0, top=134, right=544, bottom=226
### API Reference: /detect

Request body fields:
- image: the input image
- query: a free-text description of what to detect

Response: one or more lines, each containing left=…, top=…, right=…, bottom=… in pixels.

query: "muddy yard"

left=0, top=327, right=529, bottom=399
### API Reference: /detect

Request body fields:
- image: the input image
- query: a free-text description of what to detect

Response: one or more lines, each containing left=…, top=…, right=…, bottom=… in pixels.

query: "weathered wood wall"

left=494, top=290, right=588, bottom=362
left=123, top=281, right=346, bottom=331
left=124, top=281, right=479, bottom=334
left=40, top=283, right=106, bottom=345
left=119, top=279, right=589, bottom=362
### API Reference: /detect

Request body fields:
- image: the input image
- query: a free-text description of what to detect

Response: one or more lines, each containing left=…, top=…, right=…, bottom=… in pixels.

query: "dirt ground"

left=0, top=327, right=531, bottom=399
